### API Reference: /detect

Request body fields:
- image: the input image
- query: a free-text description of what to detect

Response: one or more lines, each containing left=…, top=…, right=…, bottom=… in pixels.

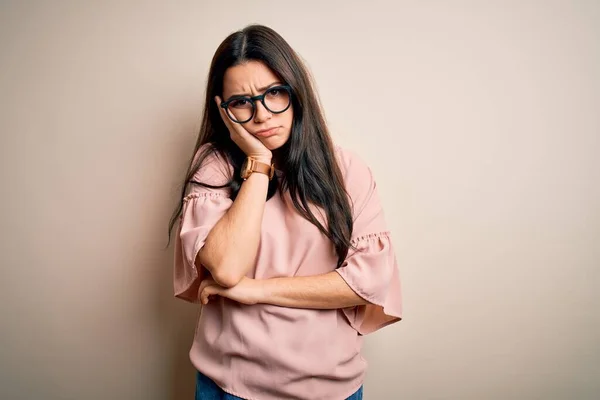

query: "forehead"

left=222, top=61, right=280, bottom=96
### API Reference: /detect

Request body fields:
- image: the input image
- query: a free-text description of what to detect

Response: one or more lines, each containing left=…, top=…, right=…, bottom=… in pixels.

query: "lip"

left=254, top=127, right=279, bottom=137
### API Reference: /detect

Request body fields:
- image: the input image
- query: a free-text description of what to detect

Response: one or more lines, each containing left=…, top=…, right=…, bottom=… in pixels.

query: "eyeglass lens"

left=226, top=87, right=290, bottom=123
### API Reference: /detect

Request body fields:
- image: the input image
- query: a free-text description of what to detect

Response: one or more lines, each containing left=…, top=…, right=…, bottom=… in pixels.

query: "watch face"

left=241, top=158, right=250, bottom=179
left=240, top=157, right=273, bottom=180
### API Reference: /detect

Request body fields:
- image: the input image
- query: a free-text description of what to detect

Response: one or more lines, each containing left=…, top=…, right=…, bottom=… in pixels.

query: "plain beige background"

left=1, top=1, right=598, bottom=399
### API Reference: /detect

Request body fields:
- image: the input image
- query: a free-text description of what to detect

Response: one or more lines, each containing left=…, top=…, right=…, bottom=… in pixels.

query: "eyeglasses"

left=220, top=84, right=292, bottom=124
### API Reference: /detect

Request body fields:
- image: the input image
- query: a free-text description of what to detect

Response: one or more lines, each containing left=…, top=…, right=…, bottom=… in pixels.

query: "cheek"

left=281, top=111, right=294, bottom=136
left=282, top=108, right=294, bottom=127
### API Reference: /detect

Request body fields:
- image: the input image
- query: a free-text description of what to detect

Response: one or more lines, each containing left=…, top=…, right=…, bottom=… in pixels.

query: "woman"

left=169, top=24, right=402, bottom=400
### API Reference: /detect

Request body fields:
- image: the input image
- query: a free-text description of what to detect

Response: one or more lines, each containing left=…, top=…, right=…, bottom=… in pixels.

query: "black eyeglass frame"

left=219, top=84, right=293, bottom=124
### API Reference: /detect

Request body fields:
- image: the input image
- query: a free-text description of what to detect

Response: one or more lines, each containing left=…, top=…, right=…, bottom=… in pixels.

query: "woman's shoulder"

left=190, top=142, right=234, bottom=185
left=333, top=144, right=388, bottom=236
left=333, top=143, right=374, bottom=183
left=332, top=144, right=378, bottom=213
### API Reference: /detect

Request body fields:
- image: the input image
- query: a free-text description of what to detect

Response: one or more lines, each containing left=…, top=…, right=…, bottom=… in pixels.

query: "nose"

left=253, top=100, right=272, bottom=123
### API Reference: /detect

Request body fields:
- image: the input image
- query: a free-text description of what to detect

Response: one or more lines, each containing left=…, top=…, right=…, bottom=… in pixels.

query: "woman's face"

left=222, top=60, right=293, bottom=151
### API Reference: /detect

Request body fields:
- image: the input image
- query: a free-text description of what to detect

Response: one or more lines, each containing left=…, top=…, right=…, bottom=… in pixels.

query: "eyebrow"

left=226, top=82, right=283, bottom=99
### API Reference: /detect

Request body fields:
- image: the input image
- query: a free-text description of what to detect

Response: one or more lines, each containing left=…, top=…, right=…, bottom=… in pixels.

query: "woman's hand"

left=215, top=96, right=272, bottom=161
left=198, top=276, right=265, bottom=306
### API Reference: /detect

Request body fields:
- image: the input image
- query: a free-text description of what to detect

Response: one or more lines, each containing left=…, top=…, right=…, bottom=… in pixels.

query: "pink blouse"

left=173, top=143, right=402, bottom=400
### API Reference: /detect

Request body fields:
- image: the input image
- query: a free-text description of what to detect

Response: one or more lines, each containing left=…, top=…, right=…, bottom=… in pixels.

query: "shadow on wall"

left=156, top=116, right=206, bottom=400
left=152, top=177, right=199, bottom=400
left=155, top=241, right=198, bottom=400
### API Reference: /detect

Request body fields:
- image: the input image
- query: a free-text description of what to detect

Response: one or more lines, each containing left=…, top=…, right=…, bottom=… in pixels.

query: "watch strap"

left=242, top=157, right=275, bottom=180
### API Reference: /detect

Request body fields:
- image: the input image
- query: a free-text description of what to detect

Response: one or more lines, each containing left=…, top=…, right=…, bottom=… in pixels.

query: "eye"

left=229, top=98, right=252, bottom=108
left=266, top=87, right=283, bottom=97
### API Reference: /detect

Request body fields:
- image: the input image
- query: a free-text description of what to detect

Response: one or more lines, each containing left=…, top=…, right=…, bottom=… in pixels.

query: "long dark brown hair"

left=167, top=24, right=357, bottom=267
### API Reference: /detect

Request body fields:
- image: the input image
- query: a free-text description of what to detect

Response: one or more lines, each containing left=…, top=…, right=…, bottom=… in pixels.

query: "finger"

left=215, top=95, right=250, bottom=139
left=214, top=95, right=224, bottom=117
left=215, top=97, right=226, bottom=122
left=200, top=284, right=219, bottom=305
left=214, top=96, right=233, bottom=129
left=198, top=277, right=214, bottom=294
left=198, top=278, right=216, bottom=302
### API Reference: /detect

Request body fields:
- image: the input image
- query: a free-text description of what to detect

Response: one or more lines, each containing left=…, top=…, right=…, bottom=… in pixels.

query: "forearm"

left=196, top=167, right=270, bottom=287
left=258, top=271, right=370, bottom=309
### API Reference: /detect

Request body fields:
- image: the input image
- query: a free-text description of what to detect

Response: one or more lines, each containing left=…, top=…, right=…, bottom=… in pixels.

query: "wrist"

left=252, top=157, right=272, bottom=164
left=247, top=153, right=272, bottom=163
left=254, top=278, right=269, bottom=304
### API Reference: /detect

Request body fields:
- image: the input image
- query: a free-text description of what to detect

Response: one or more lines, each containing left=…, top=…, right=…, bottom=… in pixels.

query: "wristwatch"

left=240, top=157, right=275, bottom=180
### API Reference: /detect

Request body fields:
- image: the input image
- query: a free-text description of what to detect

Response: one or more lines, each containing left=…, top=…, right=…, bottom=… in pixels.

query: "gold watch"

left=240, top=157, right=275, bottom=180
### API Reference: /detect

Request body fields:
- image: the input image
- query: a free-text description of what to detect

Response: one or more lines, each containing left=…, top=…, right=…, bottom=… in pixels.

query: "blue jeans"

left=195, top=370, right=363, bottom=400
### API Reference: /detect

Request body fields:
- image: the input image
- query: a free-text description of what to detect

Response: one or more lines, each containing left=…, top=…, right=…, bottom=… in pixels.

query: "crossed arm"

left=195, top=161, right=371, bottom=309
left=198, top=270, right=369, bottom=309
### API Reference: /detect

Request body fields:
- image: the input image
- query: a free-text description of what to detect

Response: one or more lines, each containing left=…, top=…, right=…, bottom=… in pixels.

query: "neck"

left=271, top=150, right=284, bottom=171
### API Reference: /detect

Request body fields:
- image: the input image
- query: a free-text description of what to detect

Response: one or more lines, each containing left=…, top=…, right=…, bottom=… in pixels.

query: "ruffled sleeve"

left=335, top=148, right=403, bottom=335
left=173, top=145, right=234, bottom=303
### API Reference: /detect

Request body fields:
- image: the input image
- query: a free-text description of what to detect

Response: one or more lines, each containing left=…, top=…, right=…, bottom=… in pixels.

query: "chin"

left=264, top=143, right=283, bottom=151
left=262, top=136, right=288, bottom=151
